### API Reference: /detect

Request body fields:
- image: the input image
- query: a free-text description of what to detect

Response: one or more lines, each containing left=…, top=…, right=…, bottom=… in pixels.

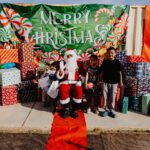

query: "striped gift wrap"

left=0, top=49, right=18, bottom=64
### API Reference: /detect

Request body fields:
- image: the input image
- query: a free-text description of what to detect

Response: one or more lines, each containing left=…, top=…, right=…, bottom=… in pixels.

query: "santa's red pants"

left=59, top=81, right=82, bottom=104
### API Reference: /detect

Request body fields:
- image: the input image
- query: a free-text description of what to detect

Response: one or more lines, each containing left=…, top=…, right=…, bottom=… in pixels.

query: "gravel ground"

left=0, top=131, right=150, bottom=150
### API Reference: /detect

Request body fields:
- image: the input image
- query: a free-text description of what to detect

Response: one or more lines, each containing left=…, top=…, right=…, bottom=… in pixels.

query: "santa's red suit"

left=57, top=49, right=82, bottom=105
left=57, top=49, right=82, bottom=118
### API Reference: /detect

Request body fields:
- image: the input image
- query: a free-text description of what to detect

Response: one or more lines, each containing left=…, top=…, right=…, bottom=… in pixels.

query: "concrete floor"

left=0, top=102, right=150, bottom=133
left=0, top=132, right=150, bottom=150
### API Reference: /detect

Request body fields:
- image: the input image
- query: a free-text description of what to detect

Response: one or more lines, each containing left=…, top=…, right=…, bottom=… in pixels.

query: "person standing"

left=100, top=47, right=123, bottom=118
left=85, top=55, right=100, bottom=114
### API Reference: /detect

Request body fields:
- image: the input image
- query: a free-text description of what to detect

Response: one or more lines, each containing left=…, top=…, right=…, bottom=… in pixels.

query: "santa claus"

left=57, top=48, right=82, bottom=118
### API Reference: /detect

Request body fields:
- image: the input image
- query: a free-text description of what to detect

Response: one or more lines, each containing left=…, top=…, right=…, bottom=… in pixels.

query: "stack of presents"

left=0, top=42, right=38, bottom=106
left=115, top=51, right=150, bottom=115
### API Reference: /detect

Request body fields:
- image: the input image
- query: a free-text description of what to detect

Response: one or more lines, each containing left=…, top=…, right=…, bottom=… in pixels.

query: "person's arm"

left=85, top=72, right=89, bottom=89
left=119, top=71, right=123, bottom=87
left=99, top=71, right=104, bottom=82
left=56, top=70, right=64, bottom=79
left=99, top=60, right=105, bottom=82
left=56, top=61, right=65, bottom=79
left=118, top=61, right=123, bottom=87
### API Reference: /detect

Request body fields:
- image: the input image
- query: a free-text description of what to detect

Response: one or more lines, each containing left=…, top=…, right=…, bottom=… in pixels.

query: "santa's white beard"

left=65, top=57, right=77, bottom=80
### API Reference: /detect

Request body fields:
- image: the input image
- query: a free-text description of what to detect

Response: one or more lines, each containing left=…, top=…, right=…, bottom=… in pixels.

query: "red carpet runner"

left=46, top=111, right=87, bottom=150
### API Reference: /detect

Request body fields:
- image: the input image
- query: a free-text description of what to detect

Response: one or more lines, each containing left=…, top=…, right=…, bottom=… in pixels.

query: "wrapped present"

left=17, top=80, right=41, bottom=102
left=0, top=85, right=18, bottom=106
left=124, top=62, right=150, bottom=77
left=17, top=80, right=37, bottom=91
left=149, top=103, right=150, bottom=115
left=129, top=96, right=142, bottom=112
left=19, top=62, right=36, bottom=80
left=126, top=55, right=146, bottom=62
left=116, top=51, right=126, bottom=63
left=0, top=68, right=21, bottom=86
left=18, top=43, right=34, bottom=63
left=125, top=76, right=138, bottom=97
left=18, top=89, right=37, bottom=103
left=142, top=94, right=150, bottom=115
left=0, top=49, right=18, bottom=64
left=122, top=97, right=129, bottom=114
left=137, top=77, right=150, bottom=97
left=144, top=63, right=150, bottom=77
left=124, top=63, right=135, bottom=76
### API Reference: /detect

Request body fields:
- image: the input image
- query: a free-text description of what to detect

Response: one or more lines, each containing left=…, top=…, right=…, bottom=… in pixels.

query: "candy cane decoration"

left=78, top=52, right=91, bottom=62
left=0, top=7, right=21, bottom=30
left=42, top=52, right=51, bottom=63
left=18, top=17, right=32, bottom=37
left=0, top=11, right=11, bottom=30
left=94, top=8, right=112, bottom=23
left=50, top=54, right=63, bottom=62
left=115, top=13, right=128, bottom=34
left=0, top=28, right=11, bottom=42
left=42, top=52, right=63, bottom=64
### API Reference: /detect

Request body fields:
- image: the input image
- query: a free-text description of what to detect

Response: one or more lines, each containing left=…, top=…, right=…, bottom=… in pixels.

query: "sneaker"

left=91, top=108, right=99, bottom=114
left=71, top=111, right=78, bottom=119
left=102, top=111, right=109, bottom=117
left=86, top=108, right=92, bottom=114
left=109, top=111, right=117, bottom=118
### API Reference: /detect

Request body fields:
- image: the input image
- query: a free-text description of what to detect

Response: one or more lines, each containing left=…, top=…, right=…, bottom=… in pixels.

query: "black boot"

left=62, top=103, right=70, bottom=118
left=71, top=102, right=81, bottom=119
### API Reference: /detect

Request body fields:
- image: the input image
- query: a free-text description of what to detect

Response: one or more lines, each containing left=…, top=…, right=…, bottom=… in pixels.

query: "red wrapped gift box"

left=0, top=49, right=19, bottom=64
left=18, top=43, right=34, bottom=63
left=126, top=55, right=146, bottom=62
left=19, top=62, right=36, bottom=80
left=125, top=76, right=138, bottom=97
left=0, top=85, right=18, bottom=106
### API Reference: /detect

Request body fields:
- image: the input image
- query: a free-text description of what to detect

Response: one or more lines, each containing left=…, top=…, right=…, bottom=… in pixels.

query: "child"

left=85, top=55, right=100, bottom=114
left=39, top=62, right=58, bottom=112
left=100, top=47, right=123, bottom=118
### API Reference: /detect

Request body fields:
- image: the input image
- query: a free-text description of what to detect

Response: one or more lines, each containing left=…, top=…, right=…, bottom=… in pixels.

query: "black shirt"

left=87, top=66, right=100, bottom=85
left=100, top=59, right=122, bottom=84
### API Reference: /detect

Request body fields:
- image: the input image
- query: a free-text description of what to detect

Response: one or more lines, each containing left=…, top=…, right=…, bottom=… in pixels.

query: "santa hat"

left=64, top=48, right=78, bottom=60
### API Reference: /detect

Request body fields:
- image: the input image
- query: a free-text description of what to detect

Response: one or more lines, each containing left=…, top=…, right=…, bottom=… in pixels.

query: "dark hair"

left=90, top=54, right=98, bottom=60
left=107, top=47, right=116, bottom=52
left=50, top=62, right=59, bottom=70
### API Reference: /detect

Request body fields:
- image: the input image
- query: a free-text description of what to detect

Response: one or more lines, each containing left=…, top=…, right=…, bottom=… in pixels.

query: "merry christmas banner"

left=0, top=4, right=129, bottom=56
left=142, top=6, right=150, bottom=62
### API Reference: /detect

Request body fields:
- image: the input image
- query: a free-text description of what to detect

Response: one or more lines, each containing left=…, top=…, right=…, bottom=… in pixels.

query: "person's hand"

left=119, top=82, right=123, bottom=88
left=85, top=83, right=94, bottom=89
left=58, top=70, right=63, bottom=76
left=56, top=70, right=64, bottom=79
